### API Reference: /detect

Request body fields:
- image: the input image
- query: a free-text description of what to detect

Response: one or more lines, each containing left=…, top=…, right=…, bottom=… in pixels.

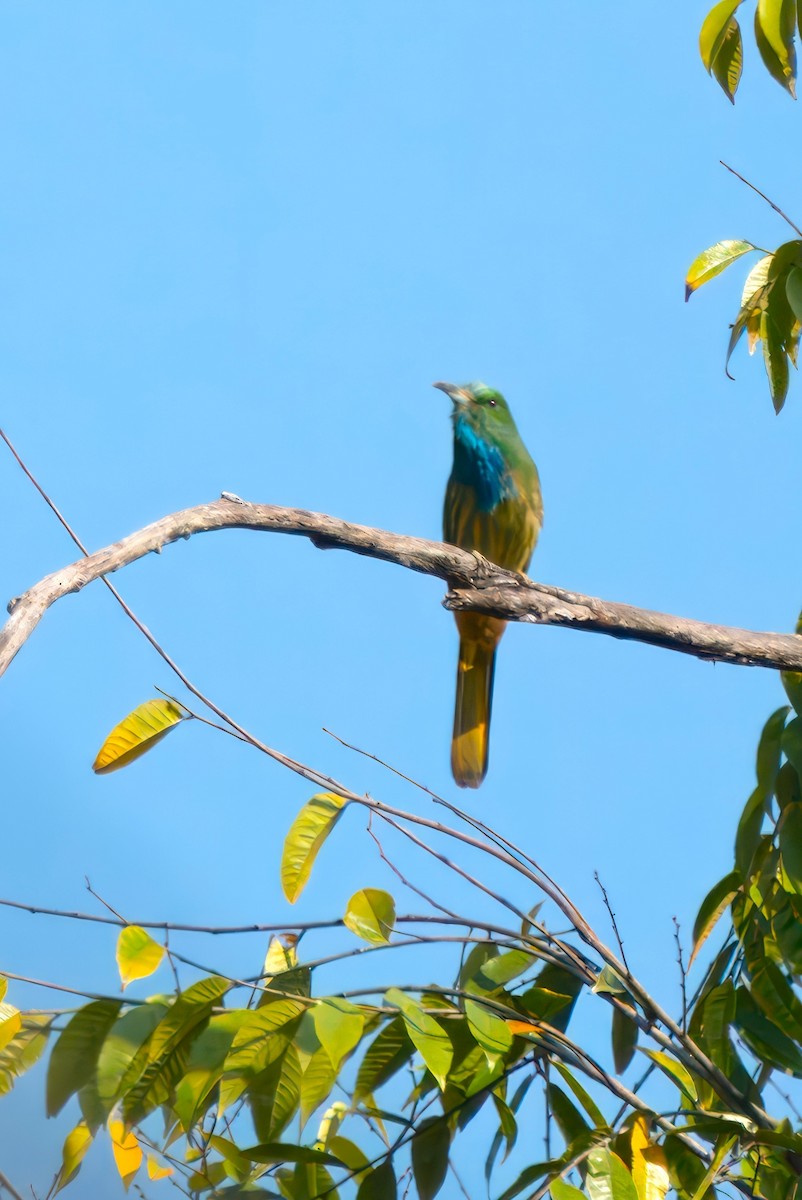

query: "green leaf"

left=354, top=1016, right=413, bottom=1101
left=116, top=926, right=165, bottom=990
left=242, top=1143, right=345, bottom=1166
left=46, top=1000, right=122, bottom=1117
left=688, top=1134, right=737, bottom=1200
left=411, top=1116, right=450, bottom=1200
left=497, top=1163, right=557, bottom=1200
left=783, top=718, right=802, bottom=778
left=779, top=802, right=802, bottom=894
left=691, top=870, right=741, bottom=966
left=548, top=1084, right=590, bottom=1146
left=750, top=960, right=802, bottom=1042
left=758, top=706, right=790, bottom=795
left=343, top=889, right=396, bottom=945
left=357, top=1158, right=397, bottom=1200
left=735, top=985, right=802, bottom=1074
left=174, top=1010, right=251, bottom=1130
left=700, top=0, right=744, bottom=67
left=299, top=1044, right=338, bottom=1130
left=147, top=975, right=229, bottom=1065
left=464, top=997, right=513, bottom=1061
left=586, top=1148, right=639, bottom=1200
left=685, top=240, right=755, bottom=300
left=592, top=966, right=628, bottom=997
left=553, top=1061, right=607, bottom=1129
left=550, top=1182, right=586, bottom=1200
left=92, top=1001, right=168, bottom=1124
left=639, top=1049, right=699, bottom=1103
left=787, top=265, right=802, bottom=323
left=281, top=793, right=348, bottom=903
left=249, top=1045, right=303, bottom=1141
left=612, top=1005, right=638, bottom=1073
left=311, top=998, right=365, bottom=1069
left=92, top=698, right=186, bottom=774
left=384, top=989, right=452, bottom=1090
left=471, top=949, right=537, bottom=991
left=755, top=0, right=798, bottom=94
left=711, top=18, right=744, bottom=100
left=757, top=0, right=797, bottom=91
left=761, top=308, right=791, bottom=412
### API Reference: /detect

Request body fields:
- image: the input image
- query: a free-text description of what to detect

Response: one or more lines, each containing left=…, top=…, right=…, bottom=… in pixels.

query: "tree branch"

left=3, top=496, right=802, bottom=677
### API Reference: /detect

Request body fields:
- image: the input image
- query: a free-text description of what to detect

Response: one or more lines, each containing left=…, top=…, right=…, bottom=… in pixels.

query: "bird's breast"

left=451, top=420, right=516, bottom=513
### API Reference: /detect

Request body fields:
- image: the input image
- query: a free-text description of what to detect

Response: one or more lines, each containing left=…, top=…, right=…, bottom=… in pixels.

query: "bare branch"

left=3, top=496, right=802, bottom=676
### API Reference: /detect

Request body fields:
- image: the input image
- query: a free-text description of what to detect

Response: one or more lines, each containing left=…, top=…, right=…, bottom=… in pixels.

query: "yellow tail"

left=451, top=620, right=500, bottom=788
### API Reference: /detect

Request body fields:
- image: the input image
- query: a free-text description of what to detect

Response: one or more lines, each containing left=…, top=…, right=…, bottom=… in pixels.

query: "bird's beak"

left=433, top=381, right=469, bottom=405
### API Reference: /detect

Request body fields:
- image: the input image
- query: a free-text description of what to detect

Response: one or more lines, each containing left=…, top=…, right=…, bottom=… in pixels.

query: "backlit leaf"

left=354, top=1016, right=413, bottom=1100
left=92, top=699, right=186, bottom=774
left=755, top=0, right=798, bottom=94
left=639, top=1050, right=699, bottom=1103
left=631, top=1116, right=670, bottom=1200
left=93, top=1001, right=168, bottom=1122
left=712, top=18, right=743, bottom=100
left=586, top=1147, right=639, bottom=1200
left=685, top=240, right=755, bottom=299
left=691, top=870, right=741, bottom=966
left=384, top=989, right=452, bottom=1089
left=56, top=1122, right=93, bottom=1193
left=116, top=926, right=165, bottom=989
left=757, top=0, right=797, bottom=91
left=742, top=255, right=774, bottom=307
left=550, top=1182, right=585, bottom=1200
left=464, top=997, right=513, bottom=1061
left=700, top=0, right=744, bottom=67
left=108, top=1119, right=143, bottom=1191
left=311, top=997, right=365, bottom=1069
left=146, top=1155, right=173, bottom=1180
left=249, top=1044, right=303, bottom=1141
left=0, top=1009, right=21, bottom=1053
left=344, top=889, right=396, bottom=945
left=281, top=792, right=348, bottom=903
left=46, top=1000, right=122, bottom=1117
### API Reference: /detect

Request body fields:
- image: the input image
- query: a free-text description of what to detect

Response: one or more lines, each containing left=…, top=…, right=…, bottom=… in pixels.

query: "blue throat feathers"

left=451, top=415, right=516, bottom=512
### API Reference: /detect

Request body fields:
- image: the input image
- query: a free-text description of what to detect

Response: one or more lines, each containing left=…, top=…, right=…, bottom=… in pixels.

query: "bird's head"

left=433, top=380, right=513, bottom=438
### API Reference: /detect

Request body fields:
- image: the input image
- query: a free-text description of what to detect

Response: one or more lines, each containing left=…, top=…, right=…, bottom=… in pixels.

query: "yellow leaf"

left=506, top=1019, right=542, bottom=1038
left=93, top=699, right=186, bottom=775
left=685, top=239, right=755, bottom=299
left=116, top=925, right=165, bottom=990
left=264, top=935, right=298, bottom=977
left=0, top=1007, right=21, bottom=1052
left=0, top=976, right=7, bottom=1002
left=630, top=1116, right=669, bottom=1200
left=56, top=1121, right=93, bottom=1193
left=109, top=1119, right=143, bottom=1190
left=281, top=792, right=348, bottom=903
left=147, top=1154, right=173, bottom=1180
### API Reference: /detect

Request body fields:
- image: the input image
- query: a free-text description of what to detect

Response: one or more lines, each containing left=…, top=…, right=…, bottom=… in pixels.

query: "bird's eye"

left=487, top=398, right=496, bottom=407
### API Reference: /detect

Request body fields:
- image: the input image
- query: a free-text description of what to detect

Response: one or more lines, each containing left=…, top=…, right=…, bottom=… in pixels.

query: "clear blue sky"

left=2, top=1, right=801, bottom=1193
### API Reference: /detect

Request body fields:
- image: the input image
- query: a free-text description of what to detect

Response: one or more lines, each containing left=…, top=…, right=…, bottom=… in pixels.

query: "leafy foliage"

left=699, top=0, right=801, bottom=99
left=686, top=237, right=802, bottom=412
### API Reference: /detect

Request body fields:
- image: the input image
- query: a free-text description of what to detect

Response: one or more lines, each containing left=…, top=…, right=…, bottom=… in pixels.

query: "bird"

left=435, top=381, right=543, bottom=788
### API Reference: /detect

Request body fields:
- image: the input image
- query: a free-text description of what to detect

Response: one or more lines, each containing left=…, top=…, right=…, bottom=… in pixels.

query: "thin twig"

left=673, top=916, right=688, bottom=1033
left=720, top=160, right=802, bottom=239
left=595, top=871, right=629, bottom=972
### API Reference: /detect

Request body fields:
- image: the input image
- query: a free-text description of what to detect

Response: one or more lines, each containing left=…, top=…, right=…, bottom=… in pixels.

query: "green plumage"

left=436, top=381, right=543, bottom=787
